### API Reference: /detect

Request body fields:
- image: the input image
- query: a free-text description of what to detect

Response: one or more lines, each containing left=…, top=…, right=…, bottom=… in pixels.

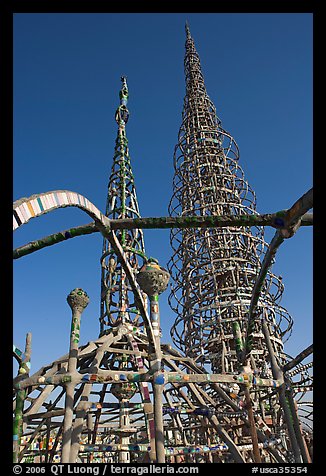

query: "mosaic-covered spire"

left=100, top=77, right=147, bottom=334
left=168, top=24, right=292, bottom=373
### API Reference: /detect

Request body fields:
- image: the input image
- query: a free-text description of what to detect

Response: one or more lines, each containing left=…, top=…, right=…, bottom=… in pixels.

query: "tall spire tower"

left=168, top=24, right=292, bottom=374
left=13, top=30, right=312, bottom=465
left=100, top=76, right=147, bottom=335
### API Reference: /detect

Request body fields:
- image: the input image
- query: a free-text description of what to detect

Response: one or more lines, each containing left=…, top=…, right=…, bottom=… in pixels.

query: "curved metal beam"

left=13, top=190, right=158, bottom=354
left=242, top=188, right=313, bottom=364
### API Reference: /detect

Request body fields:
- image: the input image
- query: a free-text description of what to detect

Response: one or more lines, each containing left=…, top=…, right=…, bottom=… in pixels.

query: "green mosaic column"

left=13, top=332, right=32, bottom=463
left=232, top=321, right=244, bottom=360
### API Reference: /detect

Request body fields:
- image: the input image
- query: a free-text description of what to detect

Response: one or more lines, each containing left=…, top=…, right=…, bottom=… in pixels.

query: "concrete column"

left=61, top=288, right=89, bottom=463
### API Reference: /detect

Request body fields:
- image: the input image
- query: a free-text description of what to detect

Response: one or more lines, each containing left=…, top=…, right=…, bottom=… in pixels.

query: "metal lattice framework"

left=168, top=23, right=292, bottom=374
left=13, top=25, right=313, bottom=465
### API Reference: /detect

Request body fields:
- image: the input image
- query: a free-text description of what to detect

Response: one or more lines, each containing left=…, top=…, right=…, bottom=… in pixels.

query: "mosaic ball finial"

left=136, top=259, right=170, bottom=296
left=67, top=288, right=89, bottom=312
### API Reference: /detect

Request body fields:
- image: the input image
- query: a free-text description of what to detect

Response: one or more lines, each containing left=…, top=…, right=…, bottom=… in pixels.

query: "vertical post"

left=13, top=332, right=32, bottom=463
left=38, top=436, right=43, bottom=463
left=243, top=385, right=261, bottom=463
left=261, top=319, right=302, bottom=462
left=87, top=412, right=93, bottom=464
left=110, top=360, right=137, bottom=463
left=61, top=288, right=89, bottom=463
left=45, top=416, right=51, bottom=463
left=150, top=293, right=165, bottom=463
left=118, top=355, right=132, bottom=464
left=136, top=258, right=170, bottom=464
left=285, top=388, right=311, bottom=463
left=233, top=320, right=260, bottom=462
left=13, top=390, right=25, bottom=463
left=119, top=400, right=130, bottom=463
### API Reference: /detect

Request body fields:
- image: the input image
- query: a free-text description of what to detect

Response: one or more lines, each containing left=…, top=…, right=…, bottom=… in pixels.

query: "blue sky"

left=13, top=13, right=313, bottom=374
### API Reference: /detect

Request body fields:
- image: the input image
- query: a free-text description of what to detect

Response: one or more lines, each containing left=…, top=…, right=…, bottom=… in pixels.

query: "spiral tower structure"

left=168, top=24, right=293, bottom=375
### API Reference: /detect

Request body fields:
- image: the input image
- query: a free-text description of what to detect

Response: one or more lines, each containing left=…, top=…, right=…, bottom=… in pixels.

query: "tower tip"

left=116, top=75, right=129, bottom=124
left=185, top=21, right=191, bottom=39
